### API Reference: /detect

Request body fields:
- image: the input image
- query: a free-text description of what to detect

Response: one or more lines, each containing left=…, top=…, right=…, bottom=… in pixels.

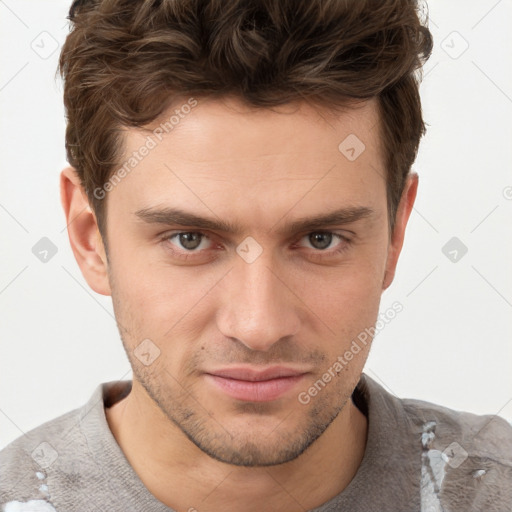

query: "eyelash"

left=159, top=230, right=352, bottom=262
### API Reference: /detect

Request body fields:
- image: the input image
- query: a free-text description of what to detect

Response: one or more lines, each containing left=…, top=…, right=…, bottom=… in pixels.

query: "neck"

left=105, top=379, right=367, bottom=512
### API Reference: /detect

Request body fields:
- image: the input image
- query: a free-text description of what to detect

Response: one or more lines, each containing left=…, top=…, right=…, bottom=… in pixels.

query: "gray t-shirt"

left=1, top=373, right=511, bottom=511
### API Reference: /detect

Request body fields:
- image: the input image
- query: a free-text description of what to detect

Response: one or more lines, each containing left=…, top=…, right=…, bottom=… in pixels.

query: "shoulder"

left=401, top=394, right=512, bottom=465
left=359, top=373, right=512, bottom=462
left=0, top=382, right=111, bottom=509
left=360, top=374, right=512, bottom=510
left=405, top=396, right=512, bottom=510
left=0, top=406, right=84, bottom=505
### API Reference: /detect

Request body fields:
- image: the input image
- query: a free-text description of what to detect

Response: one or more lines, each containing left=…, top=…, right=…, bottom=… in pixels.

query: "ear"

left=382, top=172, right=418, bottom=291
left=60, top=166, right=111, bottom=296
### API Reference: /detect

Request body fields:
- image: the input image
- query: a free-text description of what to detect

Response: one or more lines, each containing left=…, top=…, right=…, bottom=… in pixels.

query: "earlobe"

left=382, top=172, right=418, bottom=291
left=60, top=166, right=112, bottom=296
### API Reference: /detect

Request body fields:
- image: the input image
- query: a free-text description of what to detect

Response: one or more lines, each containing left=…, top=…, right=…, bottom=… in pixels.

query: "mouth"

left=204, top=366, right=309, bottom=402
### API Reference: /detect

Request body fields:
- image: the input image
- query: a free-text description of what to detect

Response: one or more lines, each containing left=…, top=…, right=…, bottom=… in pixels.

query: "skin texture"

left=60, top=96, right=417, bottom=511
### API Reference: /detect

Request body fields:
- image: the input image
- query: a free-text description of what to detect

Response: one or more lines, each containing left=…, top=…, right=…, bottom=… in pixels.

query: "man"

left=1, top=0, right=511, bottom=510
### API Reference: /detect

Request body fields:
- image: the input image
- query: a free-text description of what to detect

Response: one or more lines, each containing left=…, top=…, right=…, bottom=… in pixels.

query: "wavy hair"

left=59, top=0, right=433, bottom=237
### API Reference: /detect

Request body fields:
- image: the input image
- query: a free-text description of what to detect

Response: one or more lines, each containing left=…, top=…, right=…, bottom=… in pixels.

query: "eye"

left=301, top=232, right=337, bottom=250
left=165, top=232, right=212, bottom=252
left=160, top=229, right=351, bottom=263
left=297, top=231, right=349, bottom=253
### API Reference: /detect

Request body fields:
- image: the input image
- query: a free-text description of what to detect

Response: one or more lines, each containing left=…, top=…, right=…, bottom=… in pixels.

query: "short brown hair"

left=59, top=0, right=433, bottom=240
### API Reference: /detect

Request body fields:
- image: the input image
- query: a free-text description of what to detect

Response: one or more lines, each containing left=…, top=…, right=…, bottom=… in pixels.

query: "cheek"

left=305, top=273, right=383, bottom=344
left=107, top=243, right=176, bottom=340
left=299, top=269, right=382, bottom=381
left=109, top=246, right=218, bottom=353
left=109, top=230, right=175, bottom=303
left=292, top=240, right=387, bottom=331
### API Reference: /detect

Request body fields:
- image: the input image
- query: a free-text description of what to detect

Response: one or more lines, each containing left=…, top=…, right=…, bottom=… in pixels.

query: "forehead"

left=108, top=96, right=386, bottom=228
left=141, top=96, right=381, bottom=164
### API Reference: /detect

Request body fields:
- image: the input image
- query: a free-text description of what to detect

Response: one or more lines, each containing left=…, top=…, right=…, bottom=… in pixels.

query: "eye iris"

left=309, top=232, right=332, bottom=250
left=179, top=232, right=202, bottom=250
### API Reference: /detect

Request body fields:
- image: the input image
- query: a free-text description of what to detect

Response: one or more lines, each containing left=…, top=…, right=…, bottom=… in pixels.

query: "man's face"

left=104, top=97, right=390, bottom=466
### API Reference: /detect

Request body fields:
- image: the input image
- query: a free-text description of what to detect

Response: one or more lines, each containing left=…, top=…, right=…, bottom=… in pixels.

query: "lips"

left=204, top=366, right=308, bottom=402
left=208, top=366, right=306, bottom=381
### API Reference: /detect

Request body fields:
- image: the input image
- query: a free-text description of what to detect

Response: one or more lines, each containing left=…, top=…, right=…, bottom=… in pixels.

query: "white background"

left=1, top=0, right=511, bottom=450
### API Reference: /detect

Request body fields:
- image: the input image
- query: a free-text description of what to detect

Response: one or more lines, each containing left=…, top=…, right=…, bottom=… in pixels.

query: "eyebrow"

left=134, top=205, right=374, bottom=236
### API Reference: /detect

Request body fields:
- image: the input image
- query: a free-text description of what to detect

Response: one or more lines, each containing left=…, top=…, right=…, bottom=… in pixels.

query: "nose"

left=216, top=250, right=301, bottom=352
